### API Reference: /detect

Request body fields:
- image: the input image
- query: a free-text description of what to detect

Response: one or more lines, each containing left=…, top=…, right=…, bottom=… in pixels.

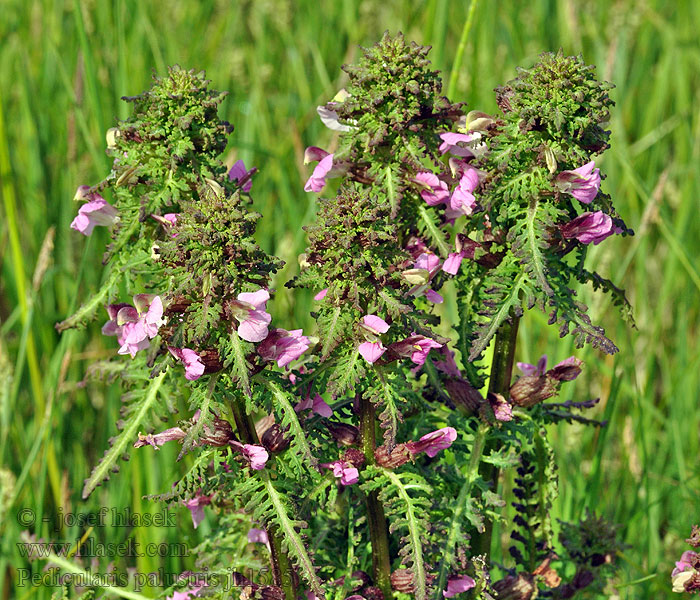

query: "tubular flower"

left=321, top=460, right=359, bottom=486
left=555, top=161, right=601, bottom=204
left=389, top=335, right=443, bottom=366
left=70, top=188, right=119, bottom=236
left=103, top=295, right=164, bottom=358
left=406, top=427, right=457, bottom=458
left=228, top=159, right=254, bottom=192
left=168, top=347, right=206, bottom=381
left=358, top=315, right=390, bottom=364
left=449, top=164, right=480, bottom=216
left=438, top=132, right=480, bottom=157
left=415, top=171, right=450, bottom=206
left=295, top=393, right=333, bottom=418
left=403, top=253, right=444, bottom=304
left=183, top=492, right=211, bottom=529
left=230, top=441, right=269, bottom=470
left=560, top=211, right=620, bottom=245
left=304, top=148, right=340, bottom=193
left=229, top=290, right=272, bottom=342
left=258, top=328, right=311, bottom=367
left=443, top=575, right=476, bottom=597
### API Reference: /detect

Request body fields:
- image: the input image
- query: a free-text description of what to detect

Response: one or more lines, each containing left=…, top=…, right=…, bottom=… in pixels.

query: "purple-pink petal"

left=359, top=341, right=386, bottom=364
left=362, top=315, right=390, bottom=335
left=425, top=289, right=444, bottom=304
left=322, top=460, right=359, bottom=485
left=442, top=253, right=464, bottom=275
left=70, top=196, right=119, bottom=236
left=560, top=211, right=615, bottom=245
left=304, top=153, right=334, bottom=193
left=557, top=161, right=601, bottom=204
left=443, top=575, right=476, bottom=597
left=313, top=288, right=328, bottom=301
left=258, top=328, right=311, bottom=367
left=415, top=171, right=450, bottom=205
left=248, top=528, right=269, bottom=545
left=169, top=347, right=206, bottom=380
left=228, top=159, right=254, bottom=192
left=439, top=132, right=478, bottom=157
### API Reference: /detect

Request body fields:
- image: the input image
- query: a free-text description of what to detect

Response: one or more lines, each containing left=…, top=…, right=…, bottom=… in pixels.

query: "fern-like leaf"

left=82, top=371, right=166, bottom=499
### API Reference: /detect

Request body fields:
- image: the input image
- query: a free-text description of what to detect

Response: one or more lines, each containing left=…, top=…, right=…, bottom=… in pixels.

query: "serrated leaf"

left=82, top=371, right=166, bottom=499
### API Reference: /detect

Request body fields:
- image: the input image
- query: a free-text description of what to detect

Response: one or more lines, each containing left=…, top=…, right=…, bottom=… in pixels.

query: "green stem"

left=229, top=394, right=297, bottom=600
left=434, top=423, right=488, bottom=599
left=472, top=316, right=520, bottom=560
left=447, top=0, right=481, bottom=100
left=359, top=391, right=394, bottom=600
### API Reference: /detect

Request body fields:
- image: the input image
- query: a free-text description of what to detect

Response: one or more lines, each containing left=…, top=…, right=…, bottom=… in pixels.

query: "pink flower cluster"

left=415, top=161, right=480, bottom=219
left=102, top=295, right=164, bottom=358
left=357, top=314, right=442, bottom=366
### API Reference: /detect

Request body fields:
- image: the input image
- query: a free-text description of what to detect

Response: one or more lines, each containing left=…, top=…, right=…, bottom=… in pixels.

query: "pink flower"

left=103, top=295, right=164, bottom=358
left=134, top=426, right=186, bottom=449
left=321, top=460, right=359, bottom=485
left=560, top=211, right=619, bottom=245
left=517, top=355, right=583, bottom=382
left=168, top=347, right=206, bottom=381
left=229, top=159, right=254, bottom=192
left=443, top=575, right=476, bottom=597
left=168, top=582, right=207, bottom=600
left=672, top=551, right=697, bottom=577
left=314, top=288, right=328, bottom=301
left=358, top=315, right=390, bottom=364
left=247, top=528, right=270, bottom=546
left=184, top=493, right=211, bottom=529
left=295, top=393, right=333, bottom=418
left=439, top=132, right=479, bottom=157
left=449, top=165, right=480, bottom=216
left=359, top=342, right=386, bottom=363
left=230, top=441, right=269, bottom=470
left=258, top=328, right=311, bottom=367
left=403, top=253, right=444, bottom=303
left=415, top=172, right=450, bottom=206
left=407, top=427, right=457, bottom=458
left=230, top=290, right=272, bottom=342
left=390, top=335, right=443, bottom=366
left=434, top=347, right=461, bottom=378
left=555, top=161, right=601, bottom=204
left=489, top=393, right=513, bottom=422
left=443, top=235, right=479, bottom=275
left=517, top=355, right=549, bottom=376
left=70, top=190, right=119, bottom=236
left=425, top=289, right=444, bottom=304
left=304, top=153, right=335, bottom=193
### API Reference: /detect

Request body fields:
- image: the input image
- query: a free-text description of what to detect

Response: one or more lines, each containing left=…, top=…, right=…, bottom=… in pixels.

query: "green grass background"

left=1, top=0, right=698, bottom=598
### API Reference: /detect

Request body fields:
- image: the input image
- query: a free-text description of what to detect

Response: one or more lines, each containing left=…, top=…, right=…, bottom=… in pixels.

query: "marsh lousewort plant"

left=61, top=37, right=635, bottom=600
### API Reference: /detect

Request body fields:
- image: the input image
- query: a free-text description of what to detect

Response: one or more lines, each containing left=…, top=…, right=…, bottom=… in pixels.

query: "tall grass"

left=0, top=1, right=698, bottom=597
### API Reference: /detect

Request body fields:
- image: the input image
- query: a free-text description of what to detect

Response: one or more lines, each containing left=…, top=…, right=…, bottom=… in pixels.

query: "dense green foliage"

left=1, top=2, right=698, bottom=600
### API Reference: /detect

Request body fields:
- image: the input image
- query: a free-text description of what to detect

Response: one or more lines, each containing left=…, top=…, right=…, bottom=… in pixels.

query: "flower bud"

left=492, top=574, right=536, bottom=600
left=199, top=349, right=223, bottom=375
left=444, top=378, right=483, bottom=413
left=463, top=110, right=495, bottom=131
left=343, top=448, right=366, bottom=468
left=374, top=443, right=412, bottom=468
left=261, top=424, right=290, bottom=453
left=361, top=587, right=383, bottom=600
left=509, top=375, right=558, bottom=408
left=390, top=569, right=415, bottom=593
left=200, top=417, right=235, bottom=447
left=326, top=422, right=360, bottom=446
left=106, top=127, right=120, bottom=149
